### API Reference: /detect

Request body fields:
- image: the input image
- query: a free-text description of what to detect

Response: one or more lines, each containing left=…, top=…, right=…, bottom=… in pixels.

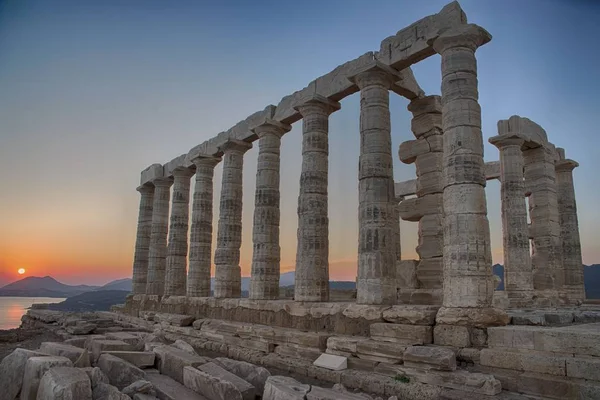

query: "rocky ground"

left=0, top=327, right=63, bottom=361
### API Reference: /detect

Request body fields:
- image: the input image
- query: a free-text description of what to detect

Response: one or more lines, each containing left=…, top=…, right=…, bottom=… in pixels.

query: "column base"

left=435, top=306, right=510, bottom=328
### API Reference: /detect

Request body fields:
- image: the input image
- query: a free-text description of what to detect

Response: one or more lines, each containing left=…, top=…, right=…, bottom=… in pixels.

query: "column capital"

left=151, top=177, right=173, bottom=188
left=489, top=133, right=526, bottom=149
left=191, top=154, right=221, bottom=168
left=218, top=139, right=252, bottom=154
left=347, top=60, right=402, bottom=90
left=251, top=118, right=292, bottom=139
left=293, top=94, right=341, bottom=116
left=556, top=159, right=579, bottom=172
left=136, top=184, right=154, bottom=194
left=407, top=95, right=441, bottom=116
left=432, top=24, right=492, bottom=54
left=171, top=167, right=195, bottom=178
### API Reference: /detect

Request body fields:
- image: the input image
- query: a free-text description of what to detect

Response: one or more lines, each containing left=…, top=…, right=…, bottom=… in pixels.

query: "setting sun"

left=17, top=268, right=25, bottom=275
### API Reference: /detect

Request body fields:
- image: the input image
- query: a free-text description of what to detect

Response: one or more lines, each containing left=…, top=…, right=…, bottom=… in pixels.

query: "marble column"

left=350, top=62, right=399, bottom=305
left=489, top=134, right=533, bottom=308
left=293, top=95, right=340, bottom=302
left=164, top=167, right=194, bottom=296
left=214, top=139, right=252, bottom=298
left=556, top=152, right=585, bottom=304
left=523, top=144, right=563, bottom=306
left=131, top=184, right=154, bottom=294
left=249, top=119, right=291, bottom=300
left=433, top=24, right=507, bottom=324
left=146, top=177, right=173, bottom=296
left=187, top=155, right=221, bottom=297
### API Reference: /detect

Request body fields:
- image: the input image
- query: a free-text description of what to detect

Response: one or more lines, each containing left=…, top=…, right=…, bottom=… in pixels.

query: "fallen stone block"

left=154, top=313, right=195, bottom=327
left=172, top=339, right=196, bottom=355
left=36, top=367, right=92, bottom=400
left=74, top=348, right=92, bottom=367
left=183, top=365, right=243, bottom=400
left=39, top=342, right=85, bottom=363
left=85, top=335, right=108, bottom=351
left=403, top=346, right=456, bottom=371
left=20, top=356, right=73, bottom=400
left=263, top=376, right=310, bottom=400
left=122, top=379, right=155, bottom=398
left=64, top=337, right=88, bottom=348
left=0, top=348, right=47, bottom=400
left=133, top=394, right=160, bottom=400
left=198, top=362, right=255, bottom=400
left=92, top=382, right=130, bottom=400
left=91, top=339, right=133, bottom=362
left=81, top=366, right=109, bottom=388
left=213, top=357, right=271, bottom=393
left=273, top=344, right=322, bottom=361
left=355, top=339, right=406, bottom=364
left=307, top=385, right=368, bottom=400
left=147, top=372, right=205, bottom=400
left=97, top=353, right=146, bottom=390
left=66, top=322, right=97, bottom=335
left=102, top=351, right=155, bottom=368
left=106, top=331, right=143, bottom=347
left=369, top=323, right=432, bottom=344
left=313, top=353, right=347, bottom=371
left=153, top=345, right=210, bottom=383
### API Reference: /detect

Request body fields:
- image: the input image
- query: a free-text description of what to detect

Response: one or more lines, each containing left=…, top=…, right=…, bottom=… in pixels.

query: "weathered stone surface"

left=355, top=339, right=406, bottom=364
left=183, top=366, right=242, bottom=400
left=263, top=376, right=310, bottom=400
left=154, top=313, right=195, bottom=327
left=398, top=194, right=442, bottom=222
left=102, top=351, right=155, bottom=368
left=74, top=348, right=92, bottom=368
left=147, top=372, right=205, bottom=400
left=133, top=394, right=159, bottom=400
left=66, top=322, right=97, bottom=335
left=106, top=332, right=143, bottom=347
left=313, top=354, right=347, bottom=371
left=20, top=356, right=73, bottom=400
left=64, top=337, right=88, bottom=348
left=382, top=305, right=437, bottom=325
left=396, top=260, right=418, bottom=291
left=480, top=348, right=566, bottom=376
left=434, top=325, right=471, bottom=348
left=97, top=353, right=146, bottom=390
left=435, top=307, right=509, bottom=328
left=198, top=362, right=255, bottom=400
left=403, top=346, right=456, bottom=371
left=213, top=357, right=270, bottom=393
left=172, top=339, right=196, bottom=355
left=91, top=340, right=133, bottom=363
left=39, top=342, right=85, bottom=363
left=132, top=185, right=154, bottom=294
left=122, top=380, right=155, bottom=398
left=307, top=386, right=369, bottom=400
left=36, top=367, right=92, bottom=400
left=81, top=367, right=109, bottom=388
left=369, top=323, right=432, bottom=344
left=92, top=382, right=130, bottom=400
left=146, top=177, right=173, bottom=295
left=140, top=164, right=164, bottom=186
left=566, top=356, right=600, bottom=381
left=153, top=345, right=210, bottom=383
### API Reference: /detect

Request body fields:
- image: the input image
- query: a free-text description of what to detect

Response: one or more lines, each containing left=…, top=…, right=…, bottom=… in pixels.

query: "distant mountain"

left=0, top=276, right=99, bottom=298
left=46, top=290, right=130, bottom=312
left=98, top=278, right=132, bottom=292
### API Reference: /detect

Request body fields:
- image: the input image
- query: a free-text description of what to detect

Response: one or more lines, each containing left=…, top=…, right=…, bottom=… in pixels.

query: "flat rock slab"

left=307, top=386, right=369, bottom=400
left=36, top=366, right=92, bottom=400
left=66, top=323, right=97, bottom=335
left=20, top=356, right=73, bottom=400
left=106, top=332, right=144, bottom=346
left=147, top=372, right=208, bottom=400
left=39, top=342, right=85, bottom=363
left=213, top=357, right=270, bottom=393
left=154, top=313, right=195, bottom=327
left=0, top=348, right=48, bottom=400
left=91, top=339, right=133, bottom=362
left=263, top=376, right=310, bottom=400
left=198, top=362, right=256, bottom=400
left=103, top=351, right=156, bottom=368
left=63, top=337, right=88, bottom=348
left=97, top=353, right=146, bottom=390
left=313, top=354, right=347, bottom=371
left=92, top=382, right=130, bottom=400
left=403, top=346, right=457, bottom=371
left=183, top=366, right=243, bottom=400
left=153, top=345, right=210, bottom=384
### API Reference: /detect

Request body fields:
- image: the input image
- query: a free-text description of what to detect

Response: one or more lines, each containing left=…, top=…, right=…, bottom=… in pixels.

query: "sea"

left=0, top=297, right=66, bottom=330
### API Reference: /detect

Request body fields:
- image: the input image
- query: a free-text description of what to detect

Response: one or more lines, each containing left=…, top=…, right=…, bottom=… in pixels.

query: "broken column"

left=164, top=166, right=194, bottom=296
left=131, top=184, right=154, bottom=294
left=349, top=61, right=399, bottom=305
left=249, top=119, right=291, bottom=300
left=555, top=149, right=585, bottom=304
left=214, top=139, right=252, bottom=298
left=187, top=155, right=221, bottom=297
left=146, top=176, right=173, bottom=296
left=293, top=95, right=340, bottom=302
left=489, top=133, right=533, bottom=308
left=432, top=24, right=508, bottom=327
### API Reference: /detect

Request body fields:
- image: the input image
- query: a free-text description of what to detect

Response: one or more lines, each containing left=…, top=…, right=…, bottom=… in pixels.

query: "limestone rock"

left=81, top=367, right=110, bottom=388
left=192, top=319, right=206, bottom=330
left=39, top=342, right=85, bottom=363
left=106, top=332, right=144, bottom=348
left=381, top=306, right=437, bottom=325
left=103, top=351, right=155, bottom=368
left=182, top=366, right=243, bottom=400
left=36, top=367, right=92, bottom=400
left=433, top=325, right=470, bottom=348
left=147, top=372, right=204, bottom=400
left=66, top=323, right=97, bottom=335
left=0, top=348, right=47, bottom=400
left=307, top=386, right=370, bottom=400
left=20, top=356, right=73, bottom=400
left=313, top=353, right=347, bottom=371
left=122, top=380, right=155, bottom=398
left=74, top=348, right=92, bottom=367
left=213, top=357, right=270, bottom=394
left=153, top=345, right=210, bottom=383
left=172, top=339, right=196, bottom=355
left=132, top=394, right=159, bottom=400
left=197, top=362, right=256, bottom=400
left=91, top=340, right=133, bottom=363
left=435, top=307, right=510, bottom=328
left=64, top=337, right=88, bottom=348
left=403, top=346, right=456, bottom=371
left=92, top=382, right=130, bottom=400
left=369, top=323, right=432, bottom=344
left=97, top=353, right=146, bottom=390
left=262, top=376, right=310, bottom=400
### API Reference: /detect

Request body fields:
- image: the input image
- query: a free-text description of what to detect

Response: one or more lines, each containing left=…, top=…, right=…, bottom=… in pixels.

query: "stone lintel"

left=407, top=95, right=442, bottom=116
left=164, top=154, right=194, bottom=177
left=498, top=116, right=548, bottom=145
left=251, top=118, right=292, bottom=138
left=489, top=133, right=527, bottom=148
left=556, top=159, right=579, bottom=172
left=136, top=183, right=154, bottom=193
left=218, top=139, right=253, bottom=154
left=140, top=163, right=164, bottom=186
left=185, top=132, right=227, bottom=164
left=432, top=23, right=492, bottom=54
left=191, top=154, right=222, bottom=167
left=293, top=93, right=341, bottom=114
left=389, top=67, right=425, bottom=100
left=346, top=60, right=402, bottom=86
left=150, top=176, right=173, bottom=187
left=395, top=180, right=417, bottom=197
left=226, top=105, right=277, bottom=142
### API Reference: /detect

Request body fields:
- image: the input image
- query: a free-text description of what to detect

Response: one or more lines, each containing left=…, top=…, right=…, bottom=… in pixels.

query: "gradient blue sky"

left=0, top=0, right=598, bottom=285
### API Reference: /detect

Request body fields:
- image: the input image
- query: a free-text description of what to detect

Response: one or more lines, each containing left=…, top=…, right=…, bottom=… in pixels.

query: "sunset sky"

left=1, top=0, right=599, bottom=286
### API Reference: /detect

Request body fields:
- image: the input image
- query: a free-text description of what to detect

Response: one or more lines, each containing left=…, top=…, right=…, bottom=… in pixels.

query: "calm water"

left=0, top=297, right=66, bottom=330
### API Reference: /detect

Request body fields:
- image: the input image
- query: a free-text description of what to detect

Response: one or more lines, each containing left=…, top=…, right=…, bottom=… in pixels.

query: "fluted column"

left=556, top=154, right=585, bottom=304
left=349, top=62, right=400, bottom=305
left=146, top=177, right=173, bottom=296
left=164, top=168, right=194, bottom=296
left=214, top=139, right=252, bottom=298
left=132, top=185, right=154, bottom=294
left=433, top=25, right=507, bottom=325
left=249, top=119, right=291, bottom=300
left=293, top=95, right=340, bottom=302
left=187, top=156, right=221, bottom=297
left=489, top=134, right=533, bottom=308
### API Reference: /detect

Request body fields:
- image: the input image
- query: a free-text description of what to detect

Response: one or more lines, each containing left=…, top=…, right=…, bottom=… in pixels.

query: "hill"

left=46, top=290, right=130, bottom=312
left=0, top=276, right=99, bottom=298
left=98, top=278, right=132, bottom=292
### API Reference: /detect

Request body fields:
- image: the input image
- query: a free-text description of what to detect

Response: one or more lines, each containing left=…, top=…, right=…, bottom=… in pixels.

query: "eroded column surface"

left=433, top=25, right=507, bottom=324
left=146, top=177, right=173, bottom=296
left=489, top=134, right=533, bottom=308
left=293, top=95, right=340, bottom=302
left=214, top=139, right=252, bottom=298
left=350, top=62, right=399, bottom=305
left=523, top=144, right=563, bottom=305
left=132, top=184, right=154, bottom=294
left=187, top=156, right=221, bottom=297
left=164, top=167, right=194, bottom=296
left=249, top=120, right=291, bottom=300
left=556, top=153, right=585, bottom=304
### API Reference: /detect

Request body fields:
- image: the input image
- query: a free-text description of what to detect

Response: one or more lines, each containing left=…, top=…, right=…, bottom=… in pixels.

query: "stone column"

left=556, top=151, right=585, bottom=304
left=489, top=134, right=533, bottom=308
left=523, top=144, right=563, bottom=306
left=433, top=25, right=507, bottom=325
left=187, top=155, right=221, bottom=297
left=146, top=177, right=173, bottom=296
left=164, top=167, right=194, bottom=296
left=293, top=95, right=340, bottom=302
left=349, top=62, right=400, bottom=305
left=214, top=139, right=252, bottom=298
left=249, top=119, right=291, bottom=300
left=132, top=185, right=154, bottom=294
